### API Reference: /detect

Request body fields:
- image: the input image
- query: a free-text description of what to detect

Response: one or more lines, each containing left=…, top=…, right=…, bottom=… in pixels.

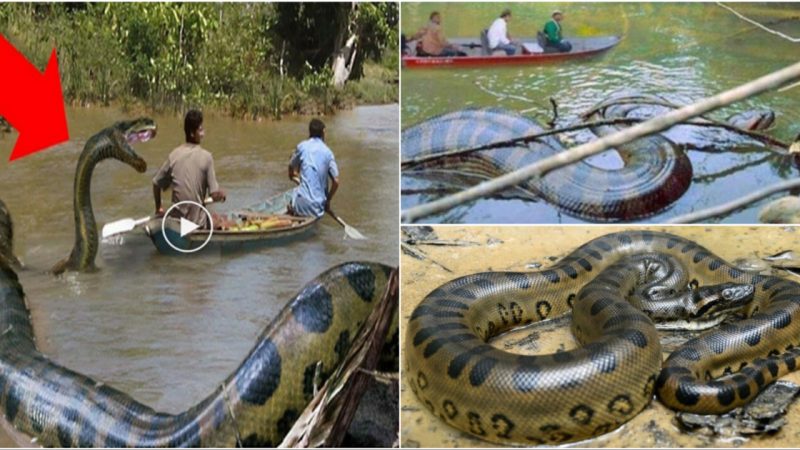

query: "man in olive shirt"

left=152, top=110, right=226, bottom=229
left=543, top=10, right=573, bottom=53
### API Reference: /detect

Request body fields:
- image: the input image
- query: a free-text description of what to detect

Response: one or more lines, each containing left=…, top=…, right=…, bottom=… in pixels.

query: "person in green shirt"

left=543, top=10, right=572, bottom=53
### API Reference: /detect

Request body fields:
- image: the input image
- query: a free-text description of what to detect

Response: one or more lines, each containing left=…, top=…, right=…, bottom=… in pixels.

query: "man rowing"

left=288, top=119, right=339, bottom=218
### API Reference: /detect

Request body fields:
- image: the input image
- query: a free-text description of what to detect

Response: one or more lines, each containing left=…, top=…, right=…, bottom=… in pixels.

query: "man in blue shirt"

left=288, top=119, right=339, bottom=218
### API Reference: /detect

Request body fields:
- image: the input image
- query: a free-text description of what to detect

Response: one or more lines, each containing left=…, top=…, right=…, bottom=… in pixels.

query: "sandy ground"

left=401, top=225, right=800, bottom=448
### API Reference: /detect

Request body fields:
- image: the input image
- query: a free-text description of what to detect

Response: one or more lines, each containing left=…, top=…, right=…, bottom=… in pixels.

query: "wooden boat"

left=144, top=190, right=320, bottom=254
left=402, top=35, right=621, bottom=69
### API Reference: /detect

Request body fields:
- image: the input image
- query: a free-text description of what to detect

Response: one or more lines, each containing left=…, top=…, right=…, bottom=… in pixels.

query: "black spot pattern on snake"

left=277, top=409, right=300, bottom=436
left=766, top=359, right=780, bottom=377
left=57, top=420, right=73, bottom=447
left=617, top=234, right=632, bottom=245
left=552, top=351, right=574, bottom=363
left=595, top=240, right=612, bottom=251
left=644, top=374, right=657, bottom=397
left=78, top=423, right=97, bottom=447
left=641, top=230, right=655, bottom=242
left=608, top=394, right=634, bottom=415
left=708, top=259, right=722, bottom=271
left=576, top=258, right=593, bottom=271
left=562, top=265, right=579, bottom=279
left=692, top=251, right=709, bottom=263
left=666, top=238, right=679, bottom=249
left=424, top=333, right=476, bottom=358
left=771, top=310, right=792, bottom=329
left=291, top=283, right=333, bottom=333
left=590, top=297, right=614, bottom=316
left=675, top=380, right=701, bottom=406
left=732, top=375, right=750, bottom=399
left=587, top=344, right=617, bottom=373
left=417, top=371, right=429, bottom=390
left=672, top=346, right=701, bottom=361
left=542, top=270, right=560, bottom=283
left=680, top=242, right=695, bottom=253
left=786, top=354, right=797, bottom=371
left=513, top=360, right=543, bottom=392
left=469, top=357, right=498, bottom=386
left=241, top=434, right=273, bottom=447
left=414, top=323, right=468, bottom=346
left=492, top=414, right=515, bottom=439
left=602, top=313, right=651, bottom=330
left=505, top=273, right=532, bottom=289
left=713, top=381, right=735, bottom=406
left=5, top=381, right=21, bottom=422
left=236, top=338, right=281, bottom=405
left=536, top=301, right=552, bottom=319
left=585, top=248, right=603, bottom=261
left=617, top=329, right=648, bottom=348
left=434, top=299, right=469, bottom=310
left=656, top=367, right=691, bottom=391
left=567, top=293, right=576, bottom=308
left=451, top=287, right=477, bottom=300
left=447, top=345, right=493, bottom=379
left=473, top=276, right=494, bottom=291
left=741, top=324, right=762, bottom=346
left=302, top=362, right=318, bottom=399
left=443, top=399, right=458, bottom=419
left=593, top=423, right=613, bottom=436
left=704, top=333, right=727, bottom=354
left=468, top=411, right=486, bottom=436
left=728, top=267, right=744, bottom=278
left=569, top=404, right=594, bottom=425
left=345, top=265, right=375, bottom=302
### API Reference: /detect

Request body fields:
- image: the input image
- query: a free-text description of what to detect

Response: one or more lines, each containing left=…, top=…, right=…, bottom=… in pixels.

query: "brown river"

left=0, top=104, right=398, bottom=445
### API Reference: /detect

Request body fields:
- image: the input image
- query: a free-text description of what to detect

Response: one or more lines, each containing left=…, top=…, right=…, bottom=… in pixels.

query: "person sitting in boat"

left=152, top=109, right=227, bottom=230
left=487, top=9, right=517, bottom=55
left=409, top=11, right=466, bottom=57
left=287, top=118, right=339, bottom=218
left=542, top=10, right=573, bottom=53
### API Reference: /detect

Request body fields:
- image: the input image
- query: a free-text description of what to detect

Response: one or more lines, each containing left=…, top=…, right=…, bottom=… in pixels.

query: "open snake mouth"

left=125, top=126, right=157, bottom=145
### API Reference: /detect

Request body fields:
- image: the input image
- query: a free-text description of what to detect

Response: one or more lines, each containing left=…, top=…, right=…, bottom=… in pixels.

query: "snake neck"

left=55, top=134, right=121, bottom=274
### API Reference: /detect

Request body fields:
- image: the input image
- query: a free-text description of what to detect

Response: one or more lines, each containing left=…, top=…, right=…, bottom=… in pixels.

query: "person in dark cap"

left=543, top=10, right=573, bottom=53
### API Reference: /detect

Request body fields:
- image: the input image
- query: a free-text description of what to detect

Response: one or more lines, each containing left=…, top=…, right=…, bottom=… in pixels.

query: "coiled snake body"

left=401, top=95, right=774, bottom=222
left=406, top=230, right=800, bottom=445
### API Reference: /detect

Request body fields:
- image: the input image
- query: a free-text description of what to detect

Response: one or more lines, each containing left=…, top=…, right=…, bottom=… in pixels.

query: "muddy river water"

left=0, top=104, right=398, bottom=445
left=401, top=3, right=800, bottom=223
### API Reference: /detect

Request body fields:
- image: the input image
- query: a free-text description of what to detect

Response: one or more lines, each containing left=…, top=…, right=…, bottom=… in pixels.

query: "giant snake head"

left=726, top=109, right=776, bottom=131
left=109, top=117, right=158, bottom=173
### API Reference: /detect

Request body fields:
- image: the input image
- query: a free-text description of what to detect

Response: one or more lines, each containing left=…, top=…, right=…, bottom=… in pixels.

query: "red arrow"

left=0, top=35, right=69, bottom=161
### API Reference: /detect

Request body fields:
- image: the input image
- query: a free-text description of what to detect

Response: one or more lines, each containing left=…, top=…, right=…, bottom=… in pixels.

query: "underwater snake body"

left=401, top=96, right=774, bottom=221
left=0, top=234, right=393, bottom=446
left=52, top=118, right=156, bottom=274
left=406, top=230, right=800, bottom=445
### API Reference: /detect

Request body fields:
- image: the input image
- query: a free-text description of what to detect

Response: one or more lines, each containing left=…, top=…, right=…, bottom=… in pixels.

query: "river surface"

left=0, top=104, right=398, bottom=444
left=401, top=2, right=800, bottom=224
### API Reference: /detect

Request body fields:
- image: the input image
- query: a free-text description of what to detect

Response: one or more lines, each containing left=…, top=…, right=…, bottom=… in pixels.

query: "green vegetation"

left=0, top=2, right=398, bottom=119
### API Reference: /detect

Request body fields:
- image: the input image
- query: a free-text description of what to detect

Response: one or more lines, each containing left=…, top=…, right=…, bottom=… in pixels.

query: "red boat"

left=403, top=35, right=621, bottom=69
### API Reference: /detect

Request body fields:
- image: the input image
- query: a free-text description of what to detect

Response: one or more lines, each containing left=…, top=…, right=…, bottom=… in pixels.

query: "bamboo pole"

left=401, top=61, right=800, bottom=223
left=666, top=179, right=800, bottom=224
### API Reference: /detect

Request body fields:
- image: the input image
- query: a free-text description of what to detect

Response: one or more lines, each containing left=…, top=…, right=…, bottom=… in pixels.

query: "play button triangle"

left=180, top=217, right=200, bottom=237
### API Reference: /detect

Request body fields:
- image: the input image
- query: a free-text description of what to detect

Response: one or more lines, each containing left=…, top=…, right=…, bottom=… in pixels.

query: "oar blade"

left=344, top=225, right=367, bottom=240
left=101, top=219, right=138, bottom=239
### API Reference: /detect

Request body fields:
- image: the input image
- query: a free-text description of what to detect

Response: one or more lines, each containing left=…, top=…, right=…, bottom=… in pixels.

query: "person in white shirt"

left=487, top=9, right=516, bottom=55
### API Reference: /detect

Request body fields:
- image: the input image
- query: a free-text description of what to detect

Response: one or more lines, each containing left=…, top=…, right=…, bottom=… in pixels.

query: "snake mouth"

left=126, top=127, right=157, bottom=145
left=122, top=121, right=156, bottom=173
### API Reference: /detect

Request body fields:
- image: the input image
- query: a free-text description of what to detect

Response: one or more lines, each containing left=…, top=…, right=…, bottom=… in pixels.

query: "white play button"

left=162, top=200, right=214, bottom=253
left=180, top=217, right=201, bottom=237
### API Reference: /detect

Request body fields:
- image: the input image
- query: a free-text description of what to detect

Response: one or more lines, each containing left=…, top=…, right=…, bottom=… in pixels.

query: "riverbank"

left=0, top=2, right=398, bottom=120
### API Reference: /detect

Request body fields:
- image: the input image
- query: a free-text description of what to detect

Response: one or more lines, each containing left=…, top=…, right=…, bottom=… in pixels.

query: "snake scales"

left=406, top=230, right=800, bottom=445
left=401, top=94, right=774, bottom=222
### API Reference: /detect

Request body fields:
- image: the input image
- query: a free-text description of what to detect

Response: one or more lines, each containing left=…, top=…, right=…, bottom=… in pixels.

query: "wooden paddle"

left=101, top=197, right=214, bottom=239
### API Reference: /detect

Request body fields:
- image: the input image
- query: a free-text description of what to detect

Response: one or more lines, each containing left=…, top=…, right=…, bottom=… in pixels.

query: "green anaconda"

left=401, top=94, right=775, bottom=222
left=52, top=118, right=157, bottom=274
left=0, top=199, right=21, bottom=269
left=0, top=210, right=395, bottom=446
left=406, top=230, right=800, bottom=445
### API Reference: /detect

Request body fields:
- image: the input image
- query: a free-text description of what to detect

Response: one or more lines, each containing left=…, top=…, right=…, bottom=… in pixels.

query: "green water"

left=401, top=2, right=800, bottom=223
